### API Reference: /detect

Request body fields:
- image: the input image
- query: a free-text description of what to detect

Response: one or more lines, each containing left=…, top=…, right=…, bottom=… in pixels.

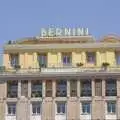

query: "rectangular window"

left=95, top=79, right=102, bottom=96
left=46, top=80, right=52, bottom=97
left=106, top=79, right=117, bottom=96
left=38, top=53, right=47, bottom=68
left=56, top=80, right=67, bottom=97
left=81, top=80, right=91, bottom=97
left=31, top=80, right=42, bottom=97
left=7, top=81, right=18, bottom=98
left=9, top=54, right=19, bottom=67
left=32, top=102, right=41, bottom=115
left=62, top=53, right=72, bottom=66
left=116, top=52, right=120, bottom=65
left=86, top=52, right=96, bottom=64
left=81, top=102, right=91, bottom=114
left=56, top=102, right=66, bottom=114
left=21, top=80, right=28, bottom=97
left=107, top=101, right=116, bottom=114
left=70, top=80, right=77, bottom=97
left=7, top=103, right=16, bottom=115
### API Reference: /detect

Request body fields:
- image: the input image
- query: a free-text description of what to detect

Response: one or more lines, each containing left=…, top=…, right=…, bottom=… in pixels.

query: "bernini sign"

left=40, top=28, right=89, bottom=37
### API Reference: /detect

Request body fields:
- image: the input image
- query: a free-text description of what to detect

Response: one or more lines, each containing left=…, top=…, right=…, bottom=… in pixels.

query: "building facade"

left=0, top=35, right=120, bottom=120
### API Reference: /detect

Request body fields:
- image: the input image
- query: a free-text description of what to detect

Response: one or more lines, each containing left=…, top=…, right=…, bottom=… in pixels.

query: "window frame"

left=62, top=53, right=72, bottom=66
left=7, top=103, right=16, bottom=116
left=56, top=102, right=66, bottom=115
left=107, top=101, right=116, bottom=114
left=9, top=54, right=19, bottom=67
left=56, top=80, right=67, bottom=97
left=37, top=53, right=47, bottom=67
left=86, top=52, right=96, bottom=64
left=81, top=102, right=91, bottom=115
left=31, top=80, right=42, bottom=98
left=81, top=80, right=92, bottom=97
left=115, top=52, right=120, bottom=65
left=32, top=102, right=41, bottom=115
left=106, top=79, right=117, bottom=96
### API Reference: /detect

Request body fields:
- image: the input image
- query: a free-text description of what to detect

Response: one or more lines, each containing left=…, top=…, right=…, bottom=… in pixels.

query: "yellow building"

left=0, top=34, right=120, bottom=120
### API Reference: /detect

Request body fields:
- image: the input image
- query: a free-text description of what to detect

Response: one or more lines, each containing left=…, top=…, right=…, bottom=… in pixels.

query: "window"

left=81, top=80, right=91, bottom=97
left=32, top=102, right=41, bottom=115
left=62, top=53, right=72, bottom=66
left=38, top=53, right=47, bottom=68
left=7, top=103, right=16, bottom=115
left=56, top=80, right=67, bottom=97
left=31, top=81, right=42, bottom=97
left=116, top=52, right=120, bottom=65
left=106, top=79, right=117, bottom=96
left=86, top=52, right=96, bottom=64
left=46, top=80, right=52, bottom=97
left=95, top=79, right=102, bottom=96
left=81, top=102, right=91, bottom=114
left=70, top=80, right=77, bottom=97
left=9, top=54, right=19, bottom=67
left=107, top=101, right=116, bottom=114
left=21, top=80, right=28, bottom=97
left=7, top=81, right=18, bottom=98
left=56, top=102, right=66, bottom=114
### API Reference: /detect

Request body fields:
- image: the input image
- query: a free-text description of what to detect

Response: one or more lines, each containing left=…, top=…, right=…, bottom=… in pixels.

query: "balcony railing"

left=0, top=64, right=120, bottom=75
left=81, top=89, right=92, bottom=97
left=106, top=89, right=117, bottom=96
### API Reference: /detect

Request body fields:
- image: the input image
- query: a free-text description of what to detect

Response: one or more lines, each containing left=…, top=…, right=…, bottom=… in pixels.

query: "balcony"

left=0, top=64, right=120, bottom=77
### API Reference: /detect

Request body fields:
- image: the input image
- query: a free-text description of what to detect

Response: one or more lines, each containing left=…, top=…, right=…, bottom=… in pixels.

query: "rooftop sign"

left=40, top=28, right=89, bottom=37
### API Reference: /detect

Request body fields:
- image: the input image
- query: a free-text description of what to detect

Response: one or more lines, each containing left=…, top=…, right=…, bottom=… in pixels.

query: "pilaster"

left=92, top=79, right=95, bottom=97
left=67, top=80, right=70, bottom=98
left=57, top=52, right=62, bottom=67
left=77, top=79, right=80, bottom=97
left=102, top=79, right=105, bottom=97
left=18, top=80, right=21, bottom=98
left=33, top=52, right=39, bottom=69
left=42, top=80, right=46, bottom=98
left=28, top=80, right=31, bottom=98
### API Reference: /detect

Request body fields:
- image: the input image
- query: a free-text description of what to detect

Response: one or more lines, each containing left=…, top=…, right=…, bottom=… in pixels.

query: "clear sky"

left=0, top=0, right=120, bottom=46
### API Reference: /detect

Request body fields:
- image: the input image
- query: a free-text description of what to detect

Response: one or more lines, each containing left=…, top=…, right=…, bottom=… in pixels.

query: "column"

left=52, top=80, right=56, bottom=120
left=67, top=80, right=70, bottom=97
left=18, top=80, right=21, bottom=98
left=96, top=51, right=101, bottom=66
left=3, top=53, right=11, bottom=69
left=33, top=52, right=38, bottom=69
left=102, top=79, right=105, bottom=97
left=52, top=80, right=56, bottom=97
left=42, top=80, right=46, bottom=98
left=77, top=79, right=80, bottom=97
left=117, top=79, right=120, bottom=97
left=28, top=80, right=31, bottom=98
left=24, top=52, right=28, bottom=69
left=92, top=79, right=95, bottom=97
left=72, top=52, right=76, bottom=67
left=81, top=51, right=86, bottom=66
left=57, top=52, right=62, bottom=67
left=117, top=78, right=120, bottom=119
left=0, top=100, right=5, bottom=120
left=19, top=53, right=24, bottom=69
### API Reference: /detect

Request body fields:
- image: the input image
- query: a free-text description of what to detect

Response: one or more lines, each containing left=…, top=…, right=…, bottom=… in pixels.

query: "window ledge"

left=81, top=113, right=91, bottom=115
left=56, top=113, right=66, bottom=115
left=6, top=114, right=16, bottom=116
left=32, top=114, right=41, bottom=116
left=106, top=113, right=116, bottom=115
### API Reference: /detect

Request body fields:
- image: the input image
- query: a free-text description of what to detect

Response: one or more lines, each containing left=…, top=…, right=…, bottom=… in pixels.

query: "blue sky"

left=0, top=0, right=120, bottom=48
